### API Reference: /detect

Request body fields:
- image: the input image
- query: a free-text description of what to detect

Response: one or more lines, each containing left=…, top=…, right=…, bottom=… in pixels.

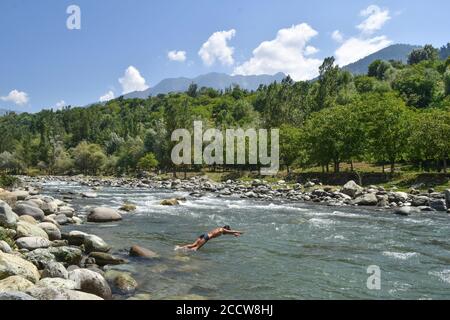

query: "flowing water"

left=41, top=181, right=450, bottom=300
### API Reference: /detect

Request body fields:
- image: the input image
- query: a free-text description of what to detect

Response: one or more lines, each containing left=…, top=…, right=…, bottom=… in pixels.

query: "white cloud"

left=118, top=66, right=149, bottom=94
left=54, top=100, right=66, bottom=110
left=334, top=5, right=393, bottom=66
left=331, top=30, right=344, bottom=43
left=335, top=36, right=393, bottom=66
left=357, top=5, right=391, bottom=34
left=168, top=50, right=187, bottom=62
left=198, top=29, right=236, bottom=66
left=99, top=90, right=115, bottom=102
left=233, top=23, right=321, bottom=81
left=1, top=89, right=29, bottom=106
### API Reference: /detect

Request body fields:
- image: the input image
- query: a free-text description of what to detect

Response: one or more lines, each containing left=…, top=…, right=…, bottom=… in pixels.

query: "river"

left=40, top=180, right=450, bottom=300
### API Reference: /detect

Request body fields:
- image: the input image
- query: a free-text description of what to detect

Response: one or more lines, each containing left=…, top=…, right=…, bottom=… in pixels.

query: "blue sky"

left=0, top=0, right=449, bottom=112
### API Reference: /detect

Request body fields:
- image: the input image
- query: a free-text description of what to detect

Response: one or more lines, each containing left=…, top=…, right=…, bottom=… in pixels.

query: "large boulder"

left=18, top=215, right=38, bottom=225
left=0, top=252, right=40, bottom=283
left=83, top=234, right=111, bottom=253
left=16, top=237, right=51, bottom=251
left=341, top=181, right=363, bottom=198
left=0, top=291, right=37, bottom=300
left=445, top=190, right=450, bottom=209
left=89, top=252, right=127, bottom=266
left=49, top=246, right=83, bottom=266
left=35, top=278, right=77, bottom=290
left=389, top=192, right=409, bottom=203
left=26, top=286, right=103, bottom=300
left=42, top=261, right=68, bottom=279
left=68, top=268, right=112, bottom=299
left=429, top=199, right=447, bottom=212
left=129, top=245, right=159, bottom=259
left=105, top=270, right=138, bottom=295
left=412, top=196, right=430, bottom=207
left=0, top=201, right=18, bottom=228
left=352, top=193, right=378, bottom=206
left=17, top=222, right=47, bottom=240
left=82, top=192, right=98, bottom=199
left=65, top=230, right=88, bottom=246
left=13, top=204, right=45, bottom=221
left=37, top=222, right=61, bottom=240
left=393, top=206, right=421, bottom=216
left=0, top=275, right=34, bottom=292
left=24, top=249, right=55, bottom=269
left=87, top=207, right=122, bottom=223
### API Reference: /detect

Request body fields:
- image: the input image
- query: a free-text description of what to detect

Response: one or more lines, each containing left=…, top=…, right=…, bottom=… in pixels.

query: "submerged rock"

left=160, top=198, right=180, bottom=206
left=119, top=203, right=137, bottom=212
left=89, top=252, right=127, bottom=266
left=105, top=270, right=138, bottom=295
left=84, top=234, right=111, bottom=253
left=393, top=206, right=420, bottom=216
left=129, top=245, right=159, bottom=259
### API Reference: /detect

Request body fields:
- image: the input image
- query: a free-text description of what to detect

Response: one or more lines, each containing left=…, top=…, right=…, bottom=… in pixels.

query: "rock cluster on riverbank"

left=0, top=185, right=147, bottom=300
left=20, top=175, right=450, bottom=216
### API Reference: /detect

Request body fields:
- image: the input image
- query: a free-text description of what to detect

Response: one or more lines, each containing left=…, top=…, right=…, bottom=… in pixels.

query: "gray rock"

left=26, top=286, right=103, bottom=300
left=0, top=240, right=12, bottom=253
left=54, top=214, right=69, bottom=225
left=35, top=277, right=77, bottom=290
left=87, top=207, right=122, bottom=223
left=49, top=246, right=83, bottom=266
left=341, top=181, right=363, bottom=198
left=0, top=200, right=18, bottom=228
left=0, top=252, right=40, bottom=283
left=412, top=196, right=430, bottom=207
left=66, top=230, right=88, bottom=246
left=37, top=222, right=61, bottom=240
left=445, top=189, right=450, bottom=208
left=84, top=234, right=111, bottom=253
left=24, top=249, right=55, bottom=269
left=389, top=192, right=409, bottom=203
left=393, top=206, right=420, bottom=216
left=41, top=201, right=58, bottom=215
left=353, top=193, right=378, bottom=206
left=13, top=204, right=45, bottom=221
left=0, top=291, right=37, bottom=300
left=42, top=262, right=68, bottom=279
left=82, top=192, right=98, bottom=199
left=429, top=199, right=447, bottom=212
left=16, top=237, right=51, bottom=251
left=68, top=268, right=112, bottom=299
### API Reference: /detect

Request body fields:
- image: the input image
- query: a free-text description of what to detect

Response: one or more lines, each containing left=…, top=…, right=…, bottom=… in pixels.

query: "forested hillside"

left=1, top=44, right=449, bottom=176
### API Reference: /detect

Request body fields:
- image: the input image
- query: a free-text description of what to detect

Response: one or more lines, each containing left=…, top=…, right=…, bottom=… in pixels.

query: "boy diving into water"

left=179, top=225, right=243, bottom=251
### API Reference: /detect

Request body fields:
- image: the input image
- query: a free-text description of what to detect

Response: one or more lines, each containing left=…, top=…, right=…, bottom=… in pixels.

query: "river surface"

left=40, top=181, right=450, bottom=300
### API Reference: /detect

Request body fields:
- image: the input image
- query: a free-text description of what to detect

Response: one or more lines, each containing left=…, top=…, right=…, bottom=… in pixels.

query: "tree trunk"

left=444, top=158, right=447, bottom=174
left=382, top=162, right=385, bottom=174
left=390, top=161, right=395, bottom=177
left=350, top=160, right=354, bottom=172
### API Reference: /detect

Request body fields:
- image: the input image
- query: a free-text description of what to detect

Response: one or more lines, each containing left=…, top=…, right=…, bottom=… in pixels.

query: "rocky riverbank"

left=0, top=182, right=157, bottom=300
left=21, top=175, right=450, bottom=216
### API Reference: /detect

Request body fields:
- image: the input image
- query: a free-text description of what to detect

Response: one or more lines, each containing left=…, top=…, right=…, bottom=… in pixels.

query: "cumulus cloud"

left=168, top=50, right=187, bottom=62
left=1, top=89, right=29, bottom=106
left=199, top=29, right=236, bottom=66
left=331, top=30, right=344, bottom=43
left=233, top=23, right=321, bottom=81
left=334, top=5, right=393, bottom=66
left=335, top=36, right=393, bottom=66
left=99, top=90, right=115, bottom=102
left=118, top=66, right=149, bottom=94
left=357, top=5, right=391, bottom=34
left=54, top=100, right=66, bottom=110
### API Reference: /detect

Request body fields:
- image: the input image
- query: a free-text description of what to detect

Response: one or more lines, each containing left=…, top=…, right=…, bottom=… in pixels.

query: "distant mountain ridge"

left=343, top=44, right=422, bottom=75
left=123, top=72, right=286, bottom=99
left=0, top=108, right=17, bottom=116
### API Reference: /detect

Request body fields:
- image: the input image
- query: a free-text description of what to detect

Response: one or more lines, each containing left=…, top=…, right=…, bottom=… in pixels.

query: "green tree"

left=138, top=153, right=159, bottom=172
left=408, top=45, right=439, bottom=65
left=72, top=141, right=106, bottom=175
